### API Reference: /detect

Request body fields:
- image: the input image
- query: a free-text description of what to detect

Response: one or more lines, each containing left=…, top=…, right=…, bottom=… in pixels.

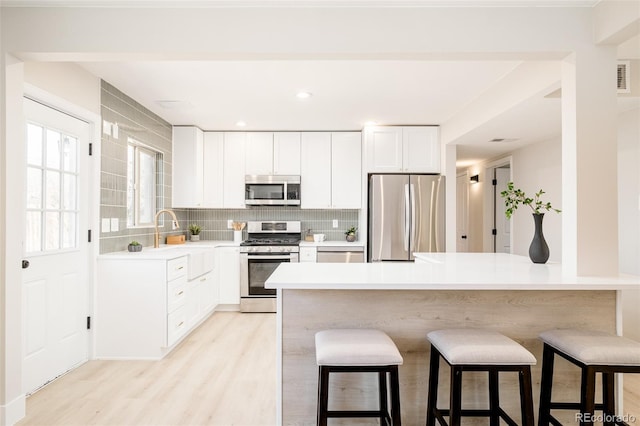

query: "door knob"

left=22, top=260, right=30, bottom=269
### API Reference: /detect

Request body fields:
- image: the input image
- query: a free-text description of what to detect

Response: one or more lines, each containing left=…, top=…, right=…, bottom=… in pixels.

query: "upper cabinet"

left=245, top=132, right=301, bottom=176
left=365, top=126, right=440, bottom=173
left=223, top=132, right=246, bottom=209
left=301, top=132, right=361, bottom=209
left=203, top=132, right=224, bottom=208
left=172, top=126, right=204, bottom=208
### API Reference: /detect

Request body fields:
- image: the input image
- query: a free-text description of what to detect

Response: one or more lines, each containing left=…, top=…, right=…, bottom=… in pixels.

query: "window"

left=25, top=122, right=79, bottom=253
left=127, top=139, right=163, bottom=227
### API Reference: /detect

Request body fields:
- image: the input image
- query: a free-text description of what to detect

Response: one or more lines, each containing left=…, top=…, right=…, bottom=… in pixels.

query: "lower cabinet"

left=97, top=253, right=217, bottom=359
left=216, top=246, right=241, bottom=307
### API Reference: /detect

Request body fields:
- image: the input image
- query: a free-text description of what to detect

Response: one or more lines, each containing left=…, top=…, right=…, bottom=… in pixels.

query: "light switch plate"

left=227, top=220, right=233, bottom=229
left=332, top=220, right=338, bottom=228
left=110, top=218, right=119, bottom=232
left=101, top=218, right=110, bottom=233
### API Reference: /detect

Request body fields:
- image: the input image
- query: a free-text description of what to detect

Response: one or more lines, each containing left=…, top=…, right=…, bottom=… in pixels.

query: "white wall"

left=510, top=138, right=563, bottom=261
left=618, top=105, right=640, bottom=341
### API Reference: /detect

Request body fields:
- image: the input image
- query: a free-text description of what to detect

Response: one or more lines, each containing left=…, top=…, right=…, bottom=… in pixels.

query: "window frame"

left=127, top=138, right=163, bottom=228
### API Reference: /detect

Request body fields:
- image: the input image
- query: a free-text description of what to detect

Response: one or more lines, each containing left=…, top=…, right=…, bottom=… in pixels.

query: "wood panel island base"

left=266, top=254, right=640, bottom=425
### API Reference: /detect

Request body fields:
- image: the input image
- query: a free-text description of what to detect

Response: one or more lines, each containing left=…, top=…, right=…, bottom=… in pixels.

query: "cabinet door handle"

left=177, top=290, right=184, bottom=296
left=176, top=266, right=184, bottom=270
left=177, top=321, right=184, bottom=327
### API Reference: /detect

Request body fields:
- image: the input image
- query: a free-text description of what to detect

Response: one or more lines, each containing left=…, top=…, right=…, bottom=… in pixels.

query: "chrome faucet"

left=154, top=209, right=180, bottom=248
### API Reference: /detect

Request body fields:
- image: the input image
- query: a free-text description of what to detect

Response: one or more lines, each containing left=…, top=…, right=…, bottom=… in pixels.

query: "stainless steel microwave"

left=245, top=175, right=301, bottom=206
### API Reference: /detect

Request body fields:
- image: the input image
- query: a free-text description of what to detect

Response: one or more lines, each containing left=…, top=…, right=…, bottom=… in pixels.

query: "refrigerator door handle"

left=404, top=183, right=410, bottom=252
left=410, top=183, right=416, bottom=251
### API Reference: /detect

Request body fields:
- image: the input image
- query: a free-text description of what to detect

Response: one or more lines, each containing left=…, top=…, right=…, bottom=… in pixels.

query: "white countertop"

left=299, top=240, right=365, bottom=248
left=97, top=240, right=239, bottom=260
left=266, top=253, right=640, bottom=290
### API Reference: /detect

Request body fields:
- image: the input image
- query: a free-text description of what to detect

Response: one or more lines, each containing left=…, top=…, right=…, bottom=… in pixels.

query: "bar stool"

left=538, top=329, right=640, bottom=426
left=315, top=329, right=403, bottom=426
left=426, top=328, right=536, bottom=426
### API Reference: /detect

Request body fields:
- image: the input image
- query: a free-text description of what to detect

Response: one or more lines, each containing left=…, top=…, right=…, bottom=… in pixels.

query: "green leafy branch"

left=500, top=181, right=561, bottom=219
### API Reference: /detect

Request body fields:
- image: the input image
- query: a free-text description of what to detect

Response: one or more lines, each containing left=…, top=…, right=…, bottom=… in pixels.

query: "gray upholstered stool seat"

left=315, top=329, right=403, bottom=425
left=538, top=329, right=640, bottom=426
left=426, top=329, right=536, bottom=426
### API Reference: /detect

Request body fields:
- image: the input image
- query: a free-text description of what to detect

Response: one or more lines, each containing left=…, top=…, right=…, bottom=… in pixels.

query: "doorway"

left=493, top=165, right=511, bottom=253
left=22, top=97, right=92, bottom=395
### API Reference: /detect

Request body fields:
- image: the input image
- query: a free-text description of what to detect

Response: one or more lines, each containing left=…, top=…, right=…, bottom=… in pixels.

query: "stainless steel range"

left=239, top=221, right=301, bottom=313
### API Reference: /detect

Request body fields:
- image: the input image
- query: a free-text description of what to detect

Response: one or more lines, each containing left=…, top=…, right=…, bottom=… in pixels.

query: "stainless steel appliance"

left=317, top=246, right=365, bottom=263
left=368, top=174, right=445, bottom=261
left=245, top=175, right=301, bottom=206
left=239, top=221, right=301, bottom=312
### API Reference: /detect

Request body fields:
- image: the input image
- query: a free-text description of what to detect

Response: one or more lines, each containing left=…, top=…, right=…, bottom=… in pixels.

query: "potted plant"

left=127, top=240, right=142, bottom=252
left=345, top=226, right=357, bottom=242
left=500, top=182, right=561, bottom=263
left=188, top=223, right=201, bottom=241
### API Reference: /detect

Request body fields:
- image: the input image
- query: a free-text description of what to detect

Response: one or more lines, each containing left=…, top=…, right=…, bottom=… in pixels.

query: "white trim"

left=0, top=393, right=26, bottom=426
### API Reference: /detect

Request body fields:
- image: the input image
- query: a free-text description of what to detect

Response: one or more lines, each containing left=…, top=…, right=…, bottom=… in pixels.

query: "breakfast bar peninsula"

left=266, top=253, right=639, bottom=425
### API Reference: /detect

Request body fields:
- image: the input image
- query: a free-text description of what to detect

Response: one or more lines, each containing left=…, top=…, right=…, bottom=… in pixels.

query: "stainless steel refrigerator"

left=368, top=174, right=445, bottom=261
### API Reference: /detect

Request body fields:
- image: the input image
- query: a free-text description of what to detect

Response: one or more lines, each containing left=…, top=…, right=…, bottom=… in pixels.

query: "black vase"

left=529, top=213, right=549, bottom=264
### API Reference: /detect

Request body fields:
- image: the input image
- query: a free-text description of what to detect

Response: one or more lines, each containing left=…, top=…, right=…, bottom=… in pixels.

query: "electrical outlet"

left=172, top=220, right=178, bottom=230
left=227, top=219, right=233, bottom=229
left=332, top=219, right=338, bottom=228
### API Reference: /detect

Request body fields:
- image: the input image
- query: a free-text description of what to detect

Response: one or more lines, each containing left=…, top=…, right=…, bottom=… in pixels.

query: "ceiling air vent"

left=618, top=61, right=631, bottom=94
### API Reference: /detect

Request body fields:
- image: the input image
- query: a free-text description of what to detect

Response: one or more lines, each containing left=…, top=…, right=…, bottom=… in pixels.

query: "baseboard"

left=214, top=304, right=240, bottom=312
left=0, top=393, right=25, bottom=426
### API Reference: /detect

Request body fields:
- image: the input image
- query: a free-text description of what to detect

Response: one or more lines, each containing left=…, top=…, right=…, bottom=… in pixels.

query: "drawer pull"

left=177, top=321, right=184, bottom=327
left=176, top=266, right=184, bottom=270
left=177, top=290, right=184, bottom=296
left=200, top=277, right=206, bottom=282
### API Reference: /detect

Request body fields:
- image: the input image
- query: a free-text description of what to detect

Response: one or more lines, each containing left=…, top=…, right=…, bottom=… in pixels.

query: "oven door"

left=240, top=254, right=295, bottom=298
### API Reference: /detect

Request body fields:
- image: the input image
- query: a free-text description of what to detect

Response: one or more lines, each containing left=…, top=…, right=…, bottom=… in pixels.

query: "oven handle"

left=243, top=254, right=295, bottom=260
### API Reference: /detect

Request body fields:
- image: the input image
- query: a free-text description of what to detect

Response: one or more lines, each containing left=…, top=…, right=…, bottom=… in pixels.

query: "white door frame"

left=482, top=156, right=512, bottom=253
left=23, top=83, right=102, bottom=363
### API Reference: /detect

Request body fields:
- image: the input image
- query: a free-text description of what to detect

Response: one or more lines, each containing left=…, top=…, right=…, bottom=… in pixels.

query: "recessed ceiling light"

left=155, top=100, right=193, bottom=109
left=488, top=138, right=518, bottom=143
left=236, top=121, right=247, bottom=127
left=296, top=91, right=312, bottom=99
left=364, top=121, right=378, bottom=127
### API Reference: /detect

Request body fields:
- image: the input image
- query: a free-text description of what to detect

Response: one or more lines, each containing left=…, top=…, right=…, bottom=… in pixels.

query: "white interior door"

left=495, top=167, right=511, bottom=253
left=456, top=174, right=469, bottom=252
left=22, top=98, right=91, bottom=395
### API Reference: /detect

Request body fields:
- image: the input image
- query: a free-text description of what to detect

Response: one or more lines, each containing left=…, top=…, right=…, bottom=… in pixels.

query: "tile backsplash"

left=186, top=208, right=359, bottom=242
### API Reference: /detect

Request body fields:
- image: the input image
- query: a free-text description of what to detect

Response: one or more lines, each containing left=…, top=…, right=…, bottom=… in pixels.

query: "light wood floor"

left=17, top=311, right=640, bottom=425
left=18, top=312, right=276, bottom=426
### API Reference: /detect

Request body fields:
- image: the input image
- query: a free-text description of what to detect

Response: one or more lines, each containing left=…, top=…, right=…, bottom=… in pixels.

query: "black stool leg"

left=449, top=366, right=463, bottom=426
left=580, top=366, right=596, bottom=426
left=519, top=366, right=535, bottom=426
left=489, top=369, right=500, bottom=426
left=389, top=365, right=402, bottom=425
left=379, top=370, right=389, bottom=424
left=317, top=366, right=330, bottom=426
left=602, top=372, right=615, bottom=426
left=538, top=344, right=555, bottom=426
left=426, top=347, right=440, bottom=426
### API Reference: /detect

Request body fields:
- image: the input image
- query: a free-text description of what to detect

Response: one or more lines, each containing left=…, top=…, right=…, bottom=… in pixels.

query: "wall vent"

left=618, top=61, right=631, bottom=94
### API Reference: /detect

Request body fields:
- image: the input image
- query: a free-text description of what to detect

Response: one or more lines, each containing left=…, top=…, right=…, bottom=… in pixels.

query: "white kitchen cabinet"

left=365, top=126, right=440, bottom=173
left=199, top=270, right=218, bottom=314
left=245, top=132, right=274, bottom=175
left=172, top=126, right=204, bottom=207
left=186, top=248, right=217, bottom=328
left=203, top=132, right=224, bottom=207
left=299, top=246, right=317, bottom=262
left=331, top=132, right=361, bottom=209
left=223, top=132, right=246, bottom=208
left=301, top=132, right=361, bottom=209
left=96, top=255, right=190, bottom=359
left=273, top=132, right=301, bottom=175
left=301, top=132, right=332, bottom=208
left=216, top=246, right=241, bottom=307
left=245, top=132, right=301, bottom=175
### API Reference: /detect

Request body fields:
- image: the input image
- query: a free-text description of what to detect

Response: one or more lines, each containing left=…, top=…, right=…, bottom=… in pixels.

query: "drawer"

left=167, top=305, right=187, bottom=346
left=299, top=247, right=317, bottom=262
left=167, top=256, right=188, bottom=281
left=167, top=277, right=187, bottom=313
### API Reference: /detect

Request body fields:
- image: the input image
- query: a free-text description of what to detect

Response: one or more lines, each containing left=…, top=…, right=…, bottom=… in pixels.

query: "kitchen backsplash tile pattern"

left=99, top=81, right=186, bottom=253
left=186, top=208, right=359, bottom=242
